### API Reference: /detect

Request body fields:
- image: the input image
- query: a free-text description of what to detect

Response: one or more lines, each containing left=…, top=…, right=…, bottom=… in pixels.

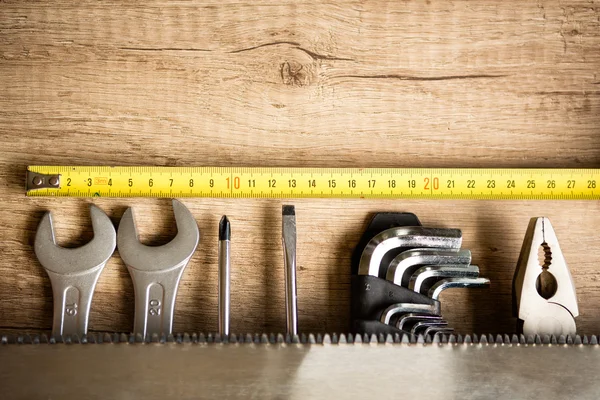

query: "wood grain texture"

left=0, top=0, right=599, bottom=335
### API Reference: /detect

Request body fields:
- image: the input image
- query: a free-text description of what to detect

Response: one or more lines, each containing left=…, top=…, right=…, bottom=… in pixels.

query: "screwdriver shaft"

left=282, top=205, right=298, bottom=336
left=218, top=216, right=231, bottom=336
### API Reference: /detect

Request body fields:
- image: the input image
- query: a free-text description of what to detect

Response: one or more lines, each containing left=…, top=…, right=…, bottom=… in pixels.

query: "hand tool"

left=396, top=313, right=443, bottom=330
left=282, top=205, right=298, bottom=336
left=218, top=216, right=231, bottom=336
left=27, top=166, right=600, bottom=200
left=117, top=199, right=199, bottom=339
left=385, top=248, right=472, bottom=286
left=513, top=217, right=579, bottom=336
left=428, top=277, right=490, bottom=301
left=34, top=205, right=116, bottom=338
left=408, top=264, right=481, bottom=295
left=358, top=227, right=463, bottom=278
left=379, top=303, right=438, bottom=325
left=411, top=320, right=449, bottom=335
left=3, top=335, right=599, bottom=400
left=422, top=326, right=454, bottom=337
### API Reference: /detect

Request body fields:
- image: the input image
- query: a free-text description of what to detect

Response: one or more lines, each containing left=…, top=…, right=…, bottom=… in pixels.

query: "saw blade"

left=1, top=332, right=599, bottom=345
left=1, top=339, right=598, bottom=399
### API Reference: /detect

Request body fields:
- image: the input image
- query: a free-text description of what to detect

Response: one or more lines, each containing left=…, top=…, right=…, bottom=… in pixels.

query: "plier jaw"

left=513, top=217, right=579, bottom=336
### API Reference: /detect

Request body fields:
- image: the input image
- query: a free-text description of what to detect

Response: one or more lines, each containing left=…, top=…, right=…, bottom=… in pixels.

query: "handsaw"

left=1, top=332, right=597, bottom=399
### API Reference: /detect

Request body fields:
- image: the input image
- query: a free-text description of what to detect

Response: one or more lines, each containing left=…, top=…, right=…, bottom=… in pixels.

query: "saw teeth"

left=1, top=332, right=600, bottom=345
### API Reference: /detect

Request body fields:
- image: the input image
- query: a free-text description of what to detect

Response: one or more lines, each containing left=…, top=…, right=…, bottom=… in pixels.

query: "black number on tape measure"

left=547, top=180, right=556, bottom=189
left=408, top=179, right=416, bottom=189
left=447, top=180, right=455, bottom=189
left=487, top=180, right=495, bottom=189
left=209, top=179, right=214, bottom=188
left=388, top=180, right=396, bottom=188
left=348, top=179, right=356, bottom=188
left=189, top=179, right=194, bottom=187
left=268, top=179, right=276, bottom=188
left=467, top=180, right=476, bottom=189
left=368, top=180, right=376, bottom=188
left=507, top=180, right=515, bottom=188
left=527, top=180, right=536, bottom=189
left=128, top=178, right=133, bottom=187
left=108, top=179, right=112, bottom=186
left=148, top=179, right=153, bottom=187
left=67, top=178, right=71, bottom=186
left=308, top=179, right=316, bottom=188
left=249, top=179, right=256, bottom=188
left=169, top=179, right=173, bottom=187
left=328, top=180, right=336, bottom=188
left=567, top=180, right=575, bottom=189
left=87, top=178, right=92, bottom=187
left=288, top=179, right=296, bottom=188
left=588, top=180, right=596, bottom=189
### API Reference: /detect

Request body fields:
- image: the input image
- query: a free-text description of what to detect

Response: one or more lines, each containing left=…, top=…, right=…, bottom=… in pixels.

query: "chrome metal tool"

left=34, top=205, right=116, bottom=338
left=514, top=217, right=579, bottom=336
left=396, top=313, right=443, bottom=330
left=358, top=227, right=463, bottom=277
left=408, top=264, right=480, bottom=295
left=117, top=199, right=199, bottom=339
left=386, top=248, right=472, bottom=286
left=282, top=205, right=298, bottom=336
left=428, top=278, right=491, bottom=301
left=218, top=216, right=231, bottom=336
left=379, top=303, right=439, bottom=325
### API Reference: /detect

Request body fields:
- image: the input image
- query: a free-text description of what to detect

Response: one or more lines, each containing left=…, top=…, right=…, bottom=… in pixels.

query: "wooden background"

left=1, top=0, right=599, bottom=336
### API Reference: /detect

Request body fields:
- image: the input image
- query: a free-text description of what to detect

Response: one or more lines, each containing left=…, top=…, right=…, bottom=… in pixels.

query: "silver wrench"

left=358, top=227, right=462, bottom=277
left=34, top=205, right=116, bottom=338
left=117, top=199, right=199, bottom=338
left=386, top=248, right=472, bottom=286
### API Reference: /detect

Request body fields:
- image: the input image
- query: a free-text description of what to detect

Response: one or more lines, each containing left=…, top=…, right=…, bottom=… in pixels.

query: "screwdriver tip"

left=282, top=205, right=295, bottom=216
left=219, top=215, right=230, bottom=241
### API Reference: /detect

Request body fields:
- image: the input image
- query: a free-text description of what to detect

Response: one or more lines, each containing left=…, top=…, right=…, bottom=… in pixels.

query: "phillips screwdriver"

left=218, top=216, right=231, bottom=336
left=282, top=205, right=298, bottom=336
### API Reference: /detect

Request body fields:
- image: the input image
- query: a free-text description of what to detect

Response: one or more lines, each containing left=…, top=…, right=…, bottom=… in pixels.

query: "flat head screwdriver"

left=282, top=205, right=298, bottom=336
left=218, top=216, right=231, bottom=336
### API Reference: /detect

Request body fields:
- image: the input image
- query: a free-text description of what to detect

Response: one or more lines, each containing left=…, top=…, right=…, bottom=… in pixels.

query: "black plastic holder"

left=351, top=212, right=442, bottom=336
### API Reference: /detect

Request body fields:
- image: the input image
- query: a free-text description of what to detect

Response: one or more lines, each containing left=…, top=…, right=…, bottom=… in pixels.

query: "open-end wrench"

left=34, top=205, right=116, bottom=338
left=385, top=248, right=472, bottom=286
left=358, top=227, right=462, bottom=278
left=408, top=264, right=481, bottom=295
left=117, top=199, right=199, bottom=338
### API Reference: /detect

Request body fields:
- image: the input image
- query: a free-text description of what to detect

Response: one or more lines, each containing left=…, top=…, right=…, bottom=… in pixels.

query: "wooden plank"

left=0, top=0, right=599, bottom=335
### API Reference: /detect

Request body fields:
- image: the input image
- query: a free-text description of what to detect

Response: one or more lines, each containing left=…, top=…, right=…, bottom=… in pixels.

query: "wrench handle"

left=46, top=267, right=104, bottom=338
left=128, top=265, right=186, bottom=339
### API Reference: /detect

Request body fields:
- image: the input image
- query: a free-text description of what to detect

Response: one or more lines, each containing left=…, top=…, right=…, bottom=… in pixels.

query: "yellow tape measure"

left=26, top=166, right=600, bottom=199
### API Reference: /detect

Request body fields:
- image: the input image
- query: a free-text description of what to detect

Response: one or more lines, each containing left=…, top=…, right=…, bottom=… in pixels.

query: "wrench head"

left=117, top=199, right=200, bottom=272
left=34, top=205, right=116, bottom=275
